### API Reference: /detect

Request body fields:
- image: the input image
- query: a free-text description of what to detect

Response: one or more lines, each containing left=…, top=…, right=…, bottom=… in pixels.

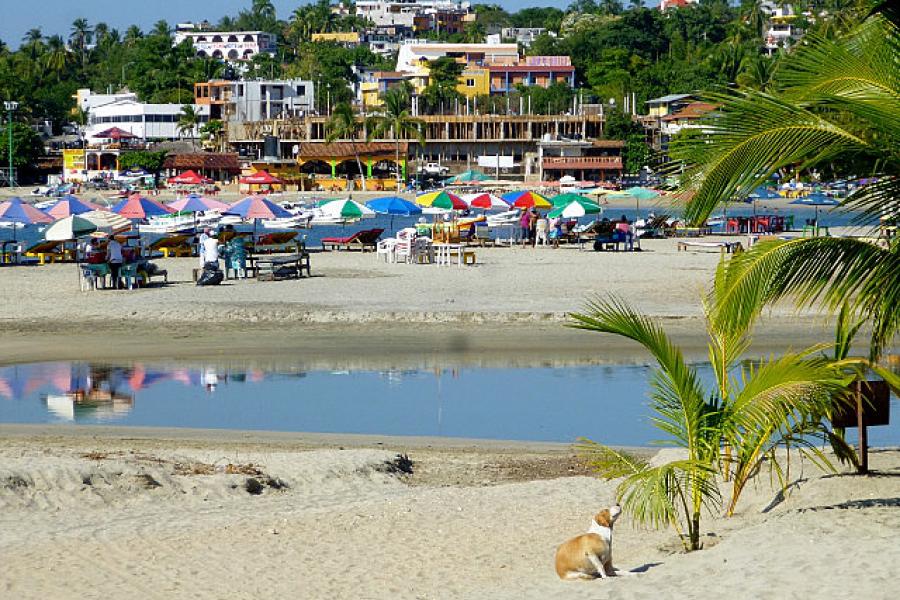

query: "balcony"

left=543, top=156, right=622, bottom=170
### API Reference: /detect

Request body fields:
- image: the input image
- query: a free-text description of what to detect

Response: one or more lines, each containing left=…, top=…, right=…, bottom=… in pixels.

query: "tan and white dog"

left=554, top=505, right=624, bottom=580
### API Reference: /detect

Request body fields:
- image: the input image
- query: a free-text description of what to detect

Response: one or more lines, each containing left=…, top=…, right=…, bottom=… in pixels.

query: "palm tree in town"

left=69, top=18, right=92, bottom=69
left=124, top=25, right=143, bottom=46
left=21, top=28, right=44, bottom=61
left=177, top=105, right=201, bottom=149
left=200, top=120, right=225, bottom=152
left=366, top=88, right=425, bottom=188
left=43, top=35, right=71, bottom=80
left=326, top=102, right=368, bottom=191
left=672, top=13, right=900, bottom=361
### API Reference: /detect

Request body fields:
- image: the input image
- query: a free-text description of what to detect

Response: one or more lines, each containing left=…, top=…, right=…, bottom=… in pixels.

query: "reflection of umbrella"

left=416, top=190, right=468, bottom=211
left=501, top=190, right=552, bottom=209
left=446, top=169, right=490, bottom=184
left=318, top=198, right=376, bottom=221
left=226, top=196, right=293, bottom=220
left=168, top=194, right=229, bottom=213
left=548, top=199, right=603, bottom=219
left=45, top=215, right=97, bottom=241
left=790, top=192, right=840, bottom=226
left=44, top=195, right=102, bottom=218
left=112, top=194, right=173, bottom=219
left=462, top=193, right=509, bottom=210
left=366, top=196, right=421, bottom=230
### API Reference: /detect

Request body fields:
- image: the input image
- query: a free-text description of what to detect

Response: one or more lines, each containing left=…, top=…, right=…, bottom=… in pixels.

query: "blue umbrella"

left=366, top=195, right=422, bottom=230
left=748, top=186, right=781, bottom=200
left=790, top=192, right=840, bottom=226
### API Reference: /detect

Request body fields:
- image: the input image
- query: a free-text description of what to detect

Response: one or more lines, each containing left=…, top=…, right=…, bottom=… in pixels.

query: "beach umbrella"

left=462, top=193, right=510, bottom=211
left=416, top=190, right=468, bottom=211
left=619, top=186, right=659, bottom=217
left=318, top=198, right=376, bottom=221
left=80, top=210, right=132, bottom=233
left=226, top=195, right=293, bottom=220
left=111, top=194, right=173, bottom=219
left=168, top=193, right=229, bottom=213
left=790, top=191, right=840, bottom=226
left=366, top=196, right=421, bottom=230
left=43, top=195, right=103, bottom=219
left=547, top=199, right=604, bottom=219
left=551, top=193, right=596, bottom=207
left=446, top=169, right=490, bottom=184
left=93, top=126, right=137, bottom=140
left=501, top=190, right=552, bottom=209
left=44, top=215, right=97, bottom=241
left=167, top=170, right=209, bottom=185
left=0, top=197, right=54, bottom=240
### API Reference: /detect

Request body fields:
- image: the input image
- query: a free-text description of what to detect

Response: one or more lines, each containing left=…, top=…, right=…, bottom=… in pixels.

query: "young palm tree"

left=326, top=102, right=367, bottom=191
left=177, top=105, right=201, bottom=149
left=672, top=13, right=900, bottom=361
left=570, top=269, right=851, bottom=549
left=366, top=88, right=425, bottom=188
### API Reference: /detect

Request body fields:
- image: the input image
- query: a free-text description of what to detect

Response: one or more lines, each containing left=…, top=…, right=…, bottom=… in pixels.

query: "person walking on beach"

left=616, top=214, right=634, bottom=251
left=528, top=209, right=539, bottom=247
left=519, top=209, right=531, bottom=247
left=106, top=234, right=123, bottom=289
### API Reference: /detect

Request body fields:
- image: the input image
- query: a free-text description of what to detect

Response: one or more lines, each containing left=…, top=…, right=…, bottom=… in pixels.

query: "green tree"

left=69, top=18, right=92, bottom=69
left=421, top=57, right=463, bottom=114
left=570, top=279, right=852, bottom=549
left=177, top=104, right=201, bottom=148
left=326, top=102, right=367, bottom=191
left=199, top=119, right=225, bottom=151
left=672, top=13, right=900, bottom=360
left=118, top=150, right=169, bottom=185
left=0, top=122, right=44, bottom=170
left=366, top=88, right=425, bottom=186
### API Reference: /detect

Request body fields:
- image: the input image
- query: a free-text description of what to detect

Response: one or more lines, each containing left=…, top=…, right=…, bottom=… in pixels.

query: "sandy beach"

left=1, top=425, right=898, bottom=600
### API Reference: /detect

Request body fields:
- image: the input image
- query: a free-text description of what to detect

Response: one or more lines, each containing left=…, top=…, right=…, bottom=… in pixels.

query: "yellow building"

left=456, top=68, right=490, bottom=98
left=310, top=32, right=361, bottom=45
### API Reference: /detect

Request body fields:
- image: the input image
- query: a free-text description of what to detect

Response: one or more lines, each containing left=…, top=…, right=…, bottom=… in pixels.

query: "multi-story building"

left=538, top=139, right=625, bottom=182
left=396, top=42, right=520, bottom=73
left=84, top=99, right=209, bottom=143
left=365, top=25, right=416, bottom=55
left=355, top=0, right=471, bottom=30
left=761, top=3, right=803, bottom=55
left=195, top=79, right=316, bottom=122
left=173, top=23, right=277, bottom=61
left=499, top=28, right=549, bottom=47
left=487, top=56, right=575, bottom=95
left=74, top=88, right=138, bottom=114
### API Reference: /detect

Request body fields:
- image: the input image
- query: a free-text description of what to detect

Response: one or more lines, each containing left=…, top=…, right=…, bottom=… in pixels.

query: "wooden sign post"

left=831, top=380, right=891, bottom=474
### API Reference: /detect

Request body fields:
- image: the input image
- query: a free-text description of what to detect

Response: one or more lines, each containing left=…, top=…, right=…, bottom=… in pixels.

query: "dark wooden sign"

left=831, top=380, right=891, bottom=474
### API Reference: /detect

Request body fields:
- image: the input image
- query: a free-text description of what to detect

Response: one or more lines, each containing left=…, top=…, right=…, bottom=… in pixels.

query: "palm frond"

left=575, top=438, right=649, bottom=480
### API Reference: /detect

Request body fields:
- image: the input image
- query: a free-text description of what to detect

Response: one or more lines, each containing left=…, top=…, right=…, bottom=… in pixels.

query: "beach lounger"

left=321, top=228, right=384, bottom=252
left=149, top=235, right=193, bottom=258
left=254, top=231, right=301, bottom=254
left=677, top=240, right=743, bottom=255
left=23, top=240, right=65, bottom=265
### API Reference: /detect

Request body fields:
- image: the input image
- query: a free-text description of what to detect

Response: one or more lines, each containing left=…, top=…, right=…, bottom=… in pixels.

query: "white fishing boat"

left=139, top=211, right=221, bottom=234
left=486, top=209, right=521, bottom=227
left=260, top=214, right=314, bottom=229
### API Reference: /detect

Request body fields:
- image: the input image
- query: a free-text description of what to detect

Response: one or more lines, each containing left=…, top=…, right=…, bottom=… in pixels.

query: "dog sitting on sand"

left=554, top=504, right=625, bottom=580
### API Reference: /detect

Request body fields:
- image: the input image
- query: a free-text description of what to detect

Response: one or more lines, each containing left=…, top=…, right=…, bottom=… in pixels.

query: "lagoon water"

left=1, top=360, right=897, bottom=447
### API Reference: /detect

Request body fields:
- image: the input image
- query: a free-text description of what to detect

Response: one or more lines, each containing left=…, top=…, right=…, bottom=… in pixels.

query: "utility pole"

left=3, top=101, right=18, bottom=188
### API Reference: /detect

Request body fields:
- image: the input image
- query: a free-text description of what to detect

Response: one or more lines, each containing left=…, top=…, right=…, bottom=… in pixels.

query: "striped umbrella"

left=111, top=194, right=173, bottom=219
left=226, top=196, right=293, bottom=220
left=551, top=193, right=596, bottom=207
left=547, top=199, right=604, bottom=219
left=44, top=195, right=103, bottom=219
left=0, top=197, right=54, bottom=225
left=318, top=198, right=375, bottom=220
left=79, top=210, right=132, bottom=233
left=501, top=190, right=552, bottom=209
left=415, top=190, right=467, bottom=211
left=463, top=193, right=510, bottom=210
left=44, top=215, right=98, bottom=241
left=168, top=194, right=230, bottom=213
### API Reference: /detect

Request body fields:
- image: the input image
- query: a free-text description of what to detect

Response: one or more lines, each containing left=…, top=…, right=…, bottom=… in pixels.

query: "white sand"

left=0, top=426, right=897, bottom=600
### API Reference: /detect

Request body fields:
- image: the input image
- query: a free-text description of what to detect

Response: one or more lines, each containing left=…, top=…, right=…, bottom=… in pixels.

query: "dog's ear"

left=594, top=509, right=612, bottom=527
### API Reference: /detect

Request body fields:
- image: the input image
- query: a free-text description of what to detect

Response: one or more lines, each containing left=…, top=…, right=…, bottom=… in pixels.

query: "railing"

left=542, top=156, right=622, bottom=169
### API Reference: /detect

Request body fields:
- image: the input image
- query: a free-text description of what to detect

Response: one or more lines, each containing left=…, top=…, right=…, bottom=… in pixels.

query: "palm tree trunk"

left=350, top=139, right=366, bottom=192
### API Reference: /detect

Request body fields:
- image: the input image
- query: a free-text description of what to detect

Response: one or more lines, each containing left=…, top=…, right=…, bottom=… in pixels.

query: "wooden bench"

left=677, top=241, right=743, bottom=255
left=255, top=253, right=311, bottom=281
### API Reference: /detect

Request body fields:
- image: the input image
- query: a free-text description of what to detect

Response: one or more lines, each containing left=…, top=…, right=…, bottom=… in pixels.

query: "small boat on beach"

left=139, top=211, right=221, bottom=234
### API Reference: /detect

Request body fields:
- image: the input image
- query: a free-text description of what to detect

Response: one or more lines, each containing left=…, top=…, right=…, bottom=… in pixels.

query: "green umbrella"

left=547, top=199, right=603, bottom=219
left=620, top=187, right=659, bottom=217
left=318, top=198, right=375, bottom=220
left=447, top=169, right=490, bottom=184
left=551, top=193, right=595, bottom=207
left=44, top=215, right=98, bottom=241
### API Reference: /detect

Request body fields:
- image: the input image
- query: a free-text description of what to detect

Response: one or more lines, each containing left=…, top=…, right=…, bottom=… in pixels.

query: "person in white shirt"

left=201, top=233, right=219, bottom=268
left=106, top=236, right=123, bottom=289
left=197, top=228, right=210, bottom=267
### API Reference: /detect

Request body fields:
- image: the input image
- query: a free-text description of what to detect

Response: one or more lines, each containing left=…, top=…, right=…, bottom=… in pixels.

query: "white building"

left=85, top=99, right=210, bottom=142
left=355, top=0, right=469, bottom=28
left=499, top=28, right=549, bottom=47
left=173, top=24, right=277, bottom=61
left=75, top=88, right=137, bottom=113
left=230, top=80, right=316, bottom=122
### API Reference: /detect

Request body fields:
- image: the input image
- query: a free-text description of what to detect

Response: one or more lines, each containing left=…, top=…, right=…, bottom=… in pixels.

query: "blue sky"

left=2, top=0, right=598, bottom=48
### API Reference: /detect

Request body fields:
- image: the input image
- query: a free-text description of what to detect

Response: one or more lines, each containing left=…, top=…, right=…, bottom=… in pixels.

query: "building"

left=487, top=56, right=575, bottom=95
left=761, top=3, right=803, bottom=54
left=396, top=42, right=520, bottom=73
left=538, top=139, right=624, bottom=182
left=365, top=25, right=415, bottom=55
left=499, top=28, right=548, bottom=47
left=84, top=99, right=209, bottom=143
left=659, top=0, right=698, bottom=9
left=195, top=79, right=315, bottom=122
left=74, top=88, right=138, bottom=114
left=355, top=0, right=471, bottom=30
left=644, top=93, right=693, bottom=118
left=659, top=101, right=717, bottom=137
left=311, top=32, right=361, bottom=46
left=173, top=23, right=277, bottom=61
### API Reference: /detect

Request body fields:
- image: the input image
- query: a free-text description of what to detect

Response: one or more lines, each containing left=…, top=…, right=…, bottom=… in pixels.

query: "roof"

left=163, top=153, right=241, bottom=173
left=487, top=65, right=575, bottom=73
left=661, top=102, right=718, bottom=121
left=645, top=93, right=693, bottom=106
left=592, top=140, right=626, bottom=148
left=297, top=142, right=409, bottom=159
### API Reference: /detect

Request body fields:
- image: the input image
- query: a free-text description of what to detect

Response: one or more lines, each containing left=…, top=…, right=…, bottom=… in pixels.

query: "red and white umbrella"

left=462, top=193, right=510, bottom=211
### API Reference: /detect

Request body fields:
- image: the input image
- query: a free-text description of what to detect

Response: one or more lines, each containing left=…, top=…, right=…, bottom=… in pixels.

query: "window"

left=227, top=49, right=238, bottom=59
left=466, top=79, right=475, bottom=87
left=227, top=35, right=238, bottom=42
left=243, top=34, right=254, bottom=42
left=237, top=85, right=244, bottom=97
left=212, top=35, right=222, bottom=42
left=296, top=85, right=306, bottom=96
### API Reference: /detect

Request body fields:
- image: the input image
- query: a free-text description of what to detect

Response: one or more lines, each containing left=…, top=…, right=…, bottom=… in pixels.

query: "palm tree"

left=671, top=13, right=899, bottom=360
left=177, top=105, right=201, bottom=148
left=151, top=20, right=172, bottom=39
left=69, top=18, right=92, bottom=68
left=326, top=102, right=367, bottom=191
left=124, top=25, right=143, bottom=46
left=21, top=28, right=44, bottom=61
left=200, top=120, right=225, bottom=151
left=366, top=88, right=425, bottom=188
left=43, top=35, right=70, bottom=80
left=570, top=278, right=851, bottom=549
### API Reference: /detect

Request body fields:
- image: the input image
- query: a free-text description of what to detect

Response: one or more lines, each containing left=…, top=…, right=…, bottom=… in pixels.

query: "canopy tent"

left=44, top=195, right=103, bottom=219
left=239, top=170, right=283, bottom=185
left=93, top=127, right=138, bottom=140
left=111, top=195, right=173, bottom=219
left=167, top=170, right=211, bottom=185
left=168, top=194, right=229, bottom=213
left=226, top=196, right=293, bottom=220
left=44, top=215, right=98, bottom=241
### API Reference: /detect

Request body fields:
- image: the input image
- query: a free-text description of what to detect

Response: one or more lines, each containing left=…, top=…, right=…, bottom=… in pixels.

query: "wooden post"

left=856, top=382, right=868, bottom=474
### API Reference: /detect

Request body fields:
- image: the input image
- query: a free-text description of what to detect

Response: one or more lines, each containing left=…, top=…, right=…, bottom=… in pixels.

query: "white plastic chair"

left=376, top=238, right=397, bottom=263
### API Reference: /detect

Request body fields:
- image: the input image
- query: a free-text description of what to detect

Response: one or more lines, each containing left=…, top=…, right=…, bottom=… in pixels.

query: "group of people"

left=518, top=209, right=635, bottom=250
left=196, top=226, right=248, bottom=279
